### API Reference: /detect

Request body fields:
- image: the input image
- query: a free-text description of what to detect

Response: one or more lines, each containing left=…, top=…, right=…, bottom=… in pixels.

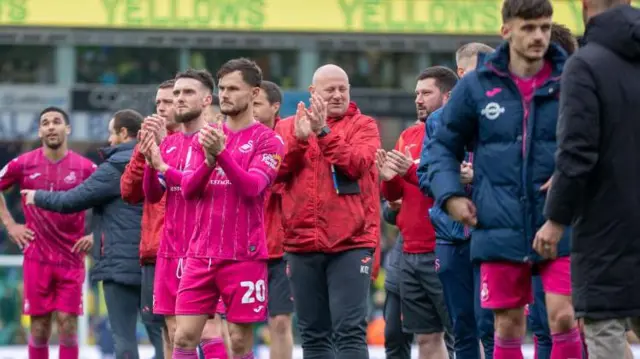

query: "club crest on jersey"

left=64, top=171, right=77, bottom=184
left=262, top=153, right=282, bottom=170
left=239, top=140, right=254, bottom=153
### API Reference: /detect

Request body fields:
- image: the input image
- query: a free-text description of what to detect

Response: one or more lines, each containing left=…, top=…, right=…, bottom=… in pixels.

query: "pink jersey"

left=181, top=122, right=285, bottom=260
left=143, top=132, right=198, bottom=258
left=0, top=148, right=96, bottom=268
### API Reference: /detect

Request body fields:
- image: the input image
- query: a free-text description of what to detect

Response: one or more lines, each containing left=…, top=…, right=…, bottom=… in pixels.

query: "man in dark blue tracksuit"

left=418, top=107, right=494, bottom=359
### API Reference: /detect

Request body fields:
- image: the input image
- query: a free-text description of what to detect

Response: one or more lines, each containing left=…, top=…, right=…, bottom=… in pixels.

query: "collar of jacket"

left=99, top=140, right=137, bottom=160
left=478, top=41, right=567, bottom=79
left=327, top=101, right=360, bottom=122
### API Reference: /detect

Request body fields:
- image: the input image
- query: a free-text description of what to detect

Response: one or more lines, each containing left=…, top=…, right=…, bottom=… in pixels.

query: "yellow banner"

left=1, top=0, right=638, bottom=35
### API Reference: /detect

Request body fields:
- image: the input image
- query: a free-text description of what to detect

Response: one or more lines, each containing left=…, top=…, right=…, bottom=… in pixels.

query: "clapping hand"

left=376, top=149, right=397, bottom=181
left=308, top=93, right=328, bottom=134
left=141, top=115, right=167, bottom=144
left=199, top=126, right=226, bottom=157
left=294, top=102, right=312, bottom=140
left=385, top=147, right=414, bottom=176
left=139, top=130, right=166, bottom=172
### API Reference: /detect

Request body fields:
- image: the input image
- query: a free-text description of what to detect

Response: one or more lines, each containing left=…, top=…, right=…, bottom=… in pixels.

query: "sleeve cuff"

left=164, top=167, right=182, bottom=185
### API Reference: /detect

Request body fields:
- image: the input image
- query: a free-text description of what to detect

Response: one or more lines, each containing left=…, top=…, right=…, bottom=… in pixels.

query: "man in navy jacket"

left=425, top=0, right=582, bottom=357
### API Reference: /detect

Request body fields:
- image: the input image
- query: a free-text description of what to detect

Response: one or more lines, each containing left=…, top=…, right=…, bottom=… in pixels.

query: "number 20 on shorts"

left=240, top=280, right=266, bottom=304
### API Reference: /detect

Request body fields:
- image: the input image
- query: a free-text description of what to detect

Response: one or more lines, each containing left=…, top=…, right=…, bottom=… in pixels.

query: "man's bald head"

left=310, top=64, right=351, bottom=118
left=311, top=64, right=349, bottom=86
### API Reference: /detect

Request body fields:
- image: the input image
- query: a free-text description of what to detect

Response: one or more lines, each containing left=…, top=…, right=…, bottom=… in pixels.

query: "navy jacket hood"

left=586, top=4, right=640, bottom=60
left=99, top=140, right=136, bottom=172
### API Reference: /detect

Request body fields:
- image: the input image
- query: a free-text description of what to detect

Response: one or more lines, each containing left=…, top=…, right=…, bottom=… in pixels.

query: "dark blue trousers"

left=435, top=241, right=494, bottom=359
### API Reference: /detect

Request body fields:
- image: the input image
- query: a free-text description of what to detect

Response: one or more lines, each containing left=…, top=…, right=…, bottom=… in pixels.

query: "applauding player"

left=171, top=58, right=284, bottom=359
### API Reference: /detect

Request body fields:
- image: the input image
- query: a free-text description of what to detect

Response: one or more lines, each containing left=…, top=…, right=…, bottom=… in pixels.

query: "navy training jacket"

left=426, top=41, right=571, bottom=263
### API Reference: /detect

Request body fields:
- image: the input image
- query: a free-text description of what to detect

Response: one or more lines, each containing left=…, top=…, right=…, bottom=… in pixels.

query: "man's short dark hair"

left=216, top=58, right=262, bottom=87
left=212, top=93, right=220, bottom=106
left=175, top=69, right=215, bottom=93
left=551, top=23, right=577, bottom=55
left=158, top=79, right=175, bottom=90
left=417, top=66, right=459, bottom=94
left=260, top=81, right=283, bottom=105
left=113, top=109, right=143, bottom=139
left=502, top=0, right=553, bottom=22
left=39, top=106, right=69, bottom=125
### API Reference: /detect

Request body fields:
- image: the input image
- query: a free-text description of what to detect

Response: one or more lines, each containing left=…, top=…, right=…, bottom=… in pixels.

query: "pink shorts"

left=23, top=259, right=85, bottom=316
left=480, top=256, right=571, bottom=309
left=176, top=257, right=268, bottom=323
left=153, top=257, right=183, bottom=315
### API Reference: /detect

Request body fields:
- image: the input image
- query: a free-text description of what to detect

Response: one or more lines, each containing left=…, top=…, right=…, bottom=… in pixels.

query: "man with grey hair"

left=539, top=0, right=640, bottom=357
left=275, top=64, right=381, bottom=359
left=454, top=42, right=495, bottom=78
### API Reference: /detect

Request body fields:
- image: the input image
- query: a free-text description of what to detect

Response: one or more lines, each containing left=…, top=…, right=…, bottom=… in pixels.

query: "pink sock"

left=58, top=334, right=78, bottom=359
left=173, top=347, right=199, bottom=359
left=551, top=327, right=583, bottom=359
left=233, top=352, right=254, bottom=359
left=494, top=334, right=524, bottom=359
left=534, top=335, right=539, bottom=359
left=28, top=336, right=49, bottom=359
left=201, top=337, right=228, bottom=359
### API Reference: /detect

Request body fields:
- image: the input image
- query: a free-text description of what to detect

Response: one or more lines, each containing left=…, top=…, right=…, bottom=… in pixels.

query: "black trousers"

left=287, top=248, right=373, bottom=359
left=383, top=290, right=413, bottom=359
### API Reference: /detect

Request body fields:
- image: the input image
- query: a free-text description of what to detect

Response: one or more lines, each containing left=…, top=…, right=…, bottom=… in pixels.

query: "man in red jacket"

left=378, top=66, right=458, bottom=359
left=121, top=79, right=178, bottom=358
left=275, top=64, right=381, bottom=359
left=253, top=80, right=294, bottom=359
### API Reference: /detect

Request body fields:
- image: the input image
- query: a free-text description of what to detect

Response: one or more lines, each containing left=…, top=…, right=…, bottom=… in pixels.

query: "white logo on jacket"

left=481, top=102, right=505, bottom=120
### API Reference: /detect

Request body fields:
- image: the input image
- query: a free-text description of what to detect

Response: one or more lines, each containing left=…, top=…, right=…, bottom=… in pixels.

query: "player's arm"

left=120, top=144, right=146, bottom=204
left=317, top=115, right=381, bottom=180
left=427, top=78, right=477, bottom=208
left=275, top=119, right=306, bottom=183
left=216, top=134, right=285, bottom=198
left=34, top=162, right=121, bottom=213
left=142, top=166, right=166, bottom=204
left=544, top=57, right=600, bottom=226
left=0, top=159, right=21, bottom=228
left=181, top=143, right=214, bottom=200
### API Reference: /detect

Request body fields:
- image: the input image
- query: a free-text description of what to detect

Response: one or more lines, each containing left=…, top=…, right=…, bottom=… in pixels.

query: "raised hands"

left=376, top=149, right=397, bottom=181
left=139, top=129, right=166, bottom=171
left=294, top=102, right=313, bottom=141
left=199, top=126, right=226, bottom=157
left=308, top=93, right=328, bottom=134
left=376, top=146, right=414, bottom=181
left=141, top=114, right=167, bottom=145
